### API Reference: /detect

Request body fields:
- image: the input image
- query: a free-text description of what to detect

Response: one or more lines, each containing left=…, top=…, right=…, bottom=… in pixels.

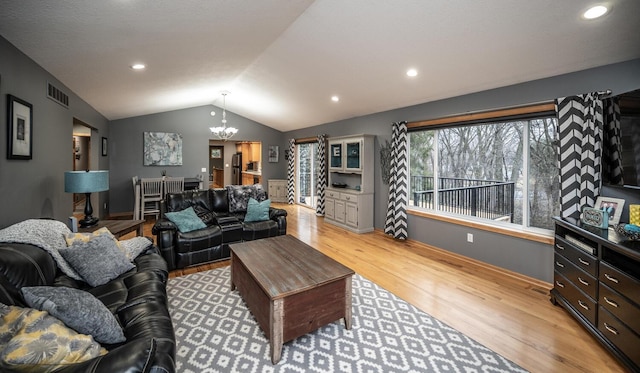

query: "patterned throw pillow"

left=59, top=235, right=135, bottom=287
left=21, top=287, right=126, bottom=344
left=119, top=236, right=152, bottom=261
left=245, top=198, right=271, bottom=222
left=226, top=184, right=267, bottom=213
left=0, top=304, right=106, bottom=372
left=64, top=227, right=122, bottom=250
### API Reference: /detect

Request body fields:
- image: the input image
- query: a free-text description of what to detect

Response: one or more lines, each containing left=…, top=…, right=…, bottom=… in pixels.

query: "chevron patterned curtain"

left=385, top=121, right=409, bottom=239
left=603, top=97, right=624, bottom=185
left=316, top=134, right=327, bottom=216
left=287, top=139, right=295, bottom=204
left=556, top=93, right=603, bottom=220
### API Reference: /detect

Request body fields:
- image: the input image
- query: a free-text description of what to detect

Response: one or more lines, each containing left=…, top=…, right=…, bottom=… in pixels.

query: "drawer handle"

left=578, top=277, right=589, bottom=286
left=555, top=261, right=565, bottom=268
left=604, top=297, right=619, bottom=308
left=578, top=258, right=590, bottom=266
left=555, top=281, right=565, bottom=288
left=578, top=300, right=590, bottom=311
left=604, top=273, right=619, bottom=284
left=556, top=244, right=565, bottom=251
left=604, top=323, right=619, bottom=335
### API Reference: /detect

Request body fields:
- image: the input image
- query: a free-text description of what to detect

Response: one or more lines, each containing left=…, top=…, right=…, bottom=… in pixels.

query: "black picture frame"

left=7, top=94, right=33, bottom=160
left=102, top=137, right=108, bottom=156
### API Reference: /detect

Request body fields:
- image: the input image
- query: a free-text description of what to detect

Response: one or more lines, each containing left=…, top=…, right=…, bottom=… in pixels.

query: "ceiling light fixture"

left=331, top=95, right=340, bottom=102
left=209, top=91, right=238, bottom=141
left=406, top=68, right=418, bottom=77
left=131, top=64, right=146, bottom=70
left=583, top=5, right=609, bottom=19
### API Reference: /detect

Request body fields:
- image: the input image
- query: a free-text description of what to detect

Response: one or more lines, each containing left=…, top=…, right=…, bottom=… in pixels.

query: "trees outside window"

left=409, top=116, right=560, bottom=230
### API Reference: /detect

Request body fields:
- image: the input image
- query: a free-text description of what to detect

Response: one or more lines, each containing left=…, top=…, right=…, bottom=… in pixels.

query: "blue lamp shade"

left=64, top=170, right=109, bottom=193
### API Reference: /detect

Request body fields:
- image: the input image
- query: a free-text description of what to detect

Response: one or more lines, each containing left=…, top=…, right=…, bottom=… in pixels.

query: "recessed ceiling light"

left=331, top=96, right=339, bottom=102
left=406, top=69, right=418, bottom=77
left=131, top=64, right=146, bottom=70
left=583, top=5, right=609, bottom=19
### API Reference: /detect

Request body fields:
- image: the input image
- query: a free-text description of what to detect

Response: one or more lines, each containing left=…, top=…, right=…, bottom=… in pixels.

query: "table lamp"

left=64, top=170, right=109, bottom=227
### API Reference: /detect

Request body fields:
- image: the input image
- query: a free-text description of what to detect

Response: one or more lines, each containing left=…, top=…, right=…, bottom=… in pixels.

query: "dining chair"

left=140, top=178, right=163, bottom=221
left=164, top=177, right=185, bottom=199
left=132, top=176, right=140, bottom=220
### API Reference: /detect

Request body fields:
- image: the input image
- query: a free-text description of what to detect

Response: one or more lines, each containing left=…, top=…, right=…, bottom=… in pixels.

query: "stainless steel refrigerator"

left=231, top=153, right=242, bottom=185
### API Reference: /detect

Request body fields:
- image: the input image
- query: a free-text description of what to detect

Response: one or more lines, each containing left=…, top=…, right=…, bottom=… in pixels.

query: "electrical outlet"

left=201, top=167, right=207, bottom=172
left=104, top=202, right=108, bottom=210
left=467, top=233, right=474, bottom=243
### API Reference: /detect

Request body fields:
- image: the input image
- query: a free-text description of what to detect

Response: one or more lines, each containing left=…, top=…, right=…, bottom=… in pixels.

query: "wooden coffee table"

left=230, top=235, right=354, bottom=364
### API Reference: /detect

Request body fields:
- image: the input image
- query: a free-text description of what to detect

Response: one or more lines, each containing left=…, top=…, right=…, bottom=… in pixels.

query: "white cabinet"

left=324, top=135, right=374, bottom=234
left=268, top=179, right=287, bottom=203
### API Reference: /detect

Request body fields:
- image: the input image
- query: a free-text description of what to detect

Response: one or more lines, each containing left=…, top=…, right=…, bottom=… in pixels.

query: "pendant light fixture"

left=209, top=91, right=238, bottom=141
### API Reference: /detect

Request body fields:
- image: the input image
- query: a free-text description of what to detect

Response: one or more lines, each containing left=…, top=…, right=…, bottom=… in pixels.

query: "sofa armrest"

left=269, top=207, right=288, bottom=219
left=152, top=218, right=176, bottom=234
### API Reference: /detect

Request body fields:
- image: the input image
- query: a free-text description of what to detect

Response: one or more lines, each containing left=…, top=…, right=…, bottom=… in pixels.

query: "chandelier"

left=209, top=91, right=238, bottom=141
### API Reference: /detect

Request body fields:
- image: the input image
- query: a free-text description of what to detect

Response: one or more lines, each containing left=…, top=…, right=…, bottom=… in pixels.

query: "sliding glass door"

left=296, top=142, right=319, bottom=209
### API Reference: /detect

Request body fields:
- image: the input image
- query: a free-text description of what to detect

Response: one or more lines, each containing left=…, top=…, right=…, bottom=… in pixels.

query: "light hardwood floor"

left=135, top=203, right=625, bottom=372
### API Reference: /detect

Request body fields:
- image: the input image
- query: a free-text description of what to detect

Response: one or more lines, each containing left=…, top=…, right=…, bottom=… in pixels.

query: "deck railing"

left=411, top=176, right=515, bottom=222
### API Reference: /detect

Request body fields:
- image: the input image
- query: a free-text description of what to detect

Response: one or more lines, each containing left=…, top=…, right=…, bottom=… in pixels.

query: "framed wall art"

left=143, top=131, right=183, bottom=166
left=102, top=137, right=108, bottom=156
left=211, top=148, right=222, bottom=158
left=594, top=196, right=626, bottom=225
left=7, top=94, right=33, bottom=160
left=268, top=145, right=279, bottom=163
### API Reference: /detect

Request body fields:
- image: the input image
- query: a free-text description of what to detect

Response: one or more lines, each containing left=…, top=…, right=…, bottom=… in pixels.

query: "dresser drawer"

left=599, top=262, right=640, bottom=306
left=339, top=193, right=357, bottom=202
left=555, top=237, right=597, bottom=277
left=326, top=190, right=340, bottom=199
left=554, top=253, right=597, bottom=300
left=554, top=271, right=597, bottom=325
left=599, top=283, right=640, bottom=335
left=598, top=307, right=640, bottom=369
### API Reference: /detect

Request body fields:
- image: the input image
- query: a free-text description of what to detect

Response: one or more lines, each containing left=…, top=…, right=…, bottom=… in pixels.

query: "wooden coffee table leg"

left=230, top=256, right=236, bottom=291
left=270, top=298, right=284, bottom=364
left=344, top=276, right=353, bottom=329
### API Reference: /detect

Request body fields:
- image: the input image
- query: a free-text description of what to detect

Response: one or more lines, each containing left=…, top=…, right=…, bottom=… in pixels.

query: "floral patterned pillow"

left=226, top=184, right=267, bottom=213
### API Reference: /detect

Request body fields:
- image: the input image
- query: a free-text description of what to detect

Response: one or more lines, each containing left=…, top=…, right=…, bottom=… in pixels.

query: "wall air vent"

left=47, top=82, right=69, bottom=108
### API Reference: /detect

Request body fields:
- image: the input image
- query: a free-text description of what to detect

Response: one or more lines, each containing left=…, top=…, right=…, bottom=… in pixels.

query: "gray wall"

left=284, top=58, right=640, bottom=282
left=0, top=36, right=109, bottom=228
left=108, top=106, right=285, bottom=213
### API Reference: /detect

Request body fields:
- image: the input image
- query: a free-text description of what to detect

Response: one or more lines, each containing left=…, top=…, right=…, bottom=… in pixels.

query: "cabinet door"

left=345, top=201, right=358, bottom=227
left=268, top=184, right=277, bottom=199
left=277, top=184, right=287, bottom=200
left=325, top=198, right=335, bottom=219
left=345, top=140, right=362, bottom=171
left=329, top=142, right=343, bottom=170
left=334, top=200, right=346, bottom=223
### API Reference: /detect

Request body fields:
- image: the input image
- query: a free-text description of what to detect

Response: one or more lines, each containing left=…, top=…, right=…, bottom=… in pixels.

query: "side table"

left=78, top=220, right=145, bottom=238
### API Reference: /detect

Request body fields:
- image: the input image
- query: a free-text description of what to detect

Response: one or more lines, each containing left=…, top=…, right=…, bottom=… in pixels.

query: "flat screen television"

left=602, top=89, right=640, bottom=189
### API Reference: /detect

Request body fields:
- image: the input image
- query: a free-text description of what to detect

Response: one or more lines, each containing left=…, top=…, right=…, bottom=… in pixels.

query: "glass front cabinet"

left=325, top=135, right=374, bottom=233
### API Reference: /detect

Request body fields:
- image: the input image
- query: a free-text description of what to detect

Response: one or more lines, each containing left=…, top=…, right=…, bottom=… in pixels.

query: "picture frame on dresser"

left=594, top=196, right=625, bottom=225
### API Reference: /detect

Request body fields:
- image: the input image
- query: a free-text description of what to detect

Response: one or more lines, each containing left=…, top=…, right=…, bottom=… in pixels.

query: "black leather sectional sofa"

left=0, top=238, right=175, bottom=372
left=152, top=185, right=287, bottom=270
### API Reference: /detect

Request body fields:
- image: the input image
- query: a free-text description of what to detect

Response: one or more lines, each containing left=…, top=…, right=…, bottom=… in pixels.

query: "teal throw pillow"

left=245, top=198, right=271, bottom=222
left=165, top=206, right=207, bottom=232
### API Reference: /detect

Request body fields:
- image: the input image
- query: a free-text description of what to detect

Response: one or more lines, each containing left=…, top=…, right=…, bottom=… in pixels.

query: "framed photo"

left=101, top=137, right=108, bottom=156
left=594, top=196, right=626, bottom=225
left=211, top=148, right=221, bottom=158
left=268, top=145, right=279, bottom=163
left=7, top=94, right=33, bottom=160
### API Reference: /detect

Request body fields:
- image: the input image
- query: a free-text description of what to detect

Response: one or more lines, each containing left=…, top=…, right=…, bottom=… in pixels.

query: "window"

left=408, top=105, right=560, bottom=231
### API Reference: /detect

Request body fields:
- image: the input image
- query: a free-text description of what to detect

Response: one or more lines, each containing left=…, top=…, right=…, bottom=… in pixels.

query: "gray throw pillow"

left=226, top=184, right=267, bottom=213
left=21, top=286, right=126, bottom=344
left=59, top=234, right=135, bottom=287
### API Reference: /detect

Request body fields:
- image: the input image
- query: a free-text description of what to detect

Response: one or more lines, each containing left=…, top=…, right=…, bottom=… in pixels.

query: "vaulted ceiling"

left=1, top=1, right=639, bottom=132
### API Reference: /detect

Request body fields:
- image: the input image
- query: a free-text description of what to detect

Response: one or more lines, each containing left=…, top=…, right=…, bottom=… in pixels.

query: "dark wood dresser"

left=552, top=217, right=640, bottom=372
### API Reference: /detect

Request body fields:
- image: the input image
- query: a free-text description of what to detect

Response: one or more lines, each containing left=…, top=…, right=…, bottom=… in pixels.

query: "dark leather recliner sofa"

left=152, top=185, right=287, bottom=270
left=0, top=237, right=175, bottom=372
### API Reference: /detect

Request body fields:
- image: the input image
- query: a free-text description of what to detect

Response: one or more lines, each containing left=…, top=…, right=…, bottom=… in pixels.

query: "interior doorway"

left=209, top=145, right=225, bottom=188
left=72, top=119, right=92, bottom=213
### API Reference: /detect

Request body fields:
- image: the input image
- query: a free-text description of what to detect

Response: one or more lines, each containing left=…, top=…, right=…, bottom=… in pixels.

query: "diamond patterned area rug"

left=167, top=266, right=528, bottom=373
